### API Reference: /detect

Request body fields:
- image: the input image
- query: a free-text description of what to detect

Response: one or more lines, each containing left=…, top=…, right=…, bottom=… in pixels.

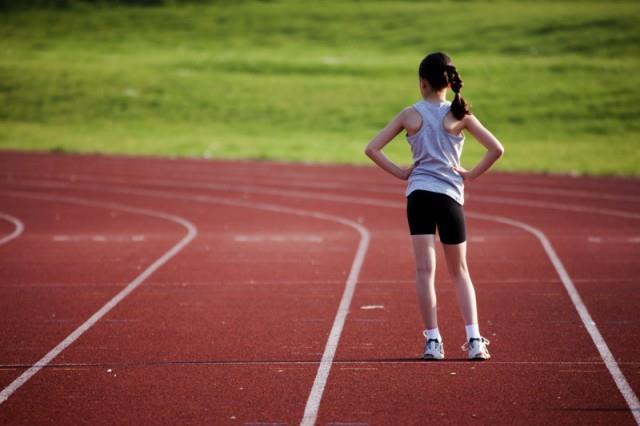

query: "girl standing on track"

left=364, top=52, right=504, bottom=360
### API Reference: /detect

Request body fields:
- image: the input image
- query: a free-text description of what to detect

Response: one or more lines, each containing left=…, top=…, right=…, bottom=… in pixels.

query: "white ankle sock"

left=465, top=324, right=481, bottom=341
left=426, top=328, right=442, bottom=341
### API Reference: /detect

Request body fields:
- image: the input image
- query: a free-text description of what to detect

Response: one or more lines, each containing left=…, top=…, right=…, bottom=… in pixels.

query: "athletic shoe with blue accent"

left=462, top=337, right=491, bottom=360
left=422, top=331, right=444, bottom=360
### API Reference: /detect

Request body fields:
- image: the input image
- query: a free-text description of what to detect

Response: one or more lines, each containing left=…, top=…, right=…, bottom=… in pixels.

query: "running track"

left=0, top=150, right=639, bottom=425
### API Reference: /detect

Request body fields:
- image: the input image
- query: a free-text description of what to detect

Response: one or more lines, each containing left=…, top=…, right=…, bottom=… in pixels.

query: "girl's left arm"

left=454, top=114, right=504, bottom=181
left=364, top=109, right=414, bottom=180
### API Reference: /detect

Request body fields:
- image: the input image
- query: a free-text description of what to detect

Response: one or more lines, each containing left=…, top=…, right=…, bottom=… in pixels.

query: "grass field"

left=1, top=1, right=639, bottom=175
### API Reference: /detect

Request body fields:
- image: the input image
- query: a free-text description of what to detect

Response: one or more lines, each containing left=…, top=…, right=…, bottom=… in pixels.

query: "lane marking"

left=470, top=212, right=640, bottom=424
left=34, top=169, right=638, bottom=204
left=485, top=183, right=640, bottom=203
left=7, top=160, right=640, bottom=204
left=31, top=173, right=640, bottom=220
left=1, top=180, right=370, bottom=426
left=582, top=236, right=640, bottom=244
left=52, top=234, right=147, bottom=242
left=234, top=234, right=323, bottom=243
left=359, top=305, right=384, bottom=310
left=30, top=160, right=638, bottom=205
left=205, top=171, right=640, bottom=204
left=5, top=177, right=640, bottom=424
left=77, top=176, right=640, bottom=424
left=0, top=212, right=24, bottom=246
left=173, top=173, right=640, bottom=204
left=470, top=194, right=640, bottom=220
left=0, top=190, right=197, bottom=406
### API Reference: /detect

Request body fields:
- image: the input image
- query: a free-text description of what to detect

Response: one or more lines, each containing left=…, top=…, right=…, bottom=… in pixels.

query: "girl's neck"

left=423, top=88, right=447, bottom=104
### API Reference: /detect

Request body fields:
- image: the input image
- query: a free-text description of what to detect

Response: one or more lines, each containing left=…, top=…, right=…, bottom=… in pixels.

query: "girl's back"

left=406, top=99, right=465, bottom=205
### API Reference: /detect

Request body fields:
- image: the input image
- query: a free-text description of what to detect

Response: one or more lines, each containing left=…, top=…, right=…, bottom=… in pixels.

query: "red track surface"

left=0, top=150, right=639, bottom=425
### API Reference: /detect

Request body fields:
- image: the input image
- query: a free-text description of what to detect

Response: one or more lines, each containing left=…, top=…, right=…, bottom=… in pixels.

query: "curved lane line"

left=5, top=173, right=640, bottom=218
left=9, top=158, right=638, bottom=203
left=0, top=190, right=198, bottom=406
left=468, top=212, right=640, bottom=425
left=185, top=179, right=640, bottom=423
left=483, top=183, right=640, bottom=203
left=167, top=178, right=640, bottom=423
left=0, top=212, right=24, bottom=246
left=469, top=194, right=640, bottom=220
left=39, top=174, right=640, bottom=221
left=0, top=181, right=370, bottom=426
left=4, top=177, right=639, bottom=424
left=103, top=171, right=640, bottom=204
left=93, top=164, right=639, bottom=202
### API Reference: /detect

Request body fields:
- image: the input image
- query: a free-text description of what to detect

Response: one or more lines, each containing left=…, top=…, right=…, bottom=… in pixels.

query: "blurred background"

left=1, top=0, right=638, bottom=175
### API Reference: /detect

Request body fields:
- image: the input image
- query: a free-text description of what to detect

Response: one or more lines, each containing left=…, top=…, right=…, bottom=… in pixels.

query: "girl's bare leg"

left=411, top=235, right=438, bottom=329
left=442, top=241, right=478, bottom=326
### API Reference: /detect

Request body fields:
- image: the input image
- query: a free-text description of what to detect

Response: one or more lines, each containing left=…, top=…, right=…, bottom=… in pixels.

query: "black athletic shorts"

left=406, top=190, right=466, bottom=244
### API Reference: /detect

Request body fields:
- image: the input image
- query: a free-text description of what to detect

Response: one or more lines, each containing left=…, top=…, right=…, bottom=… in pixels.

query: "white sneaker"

left=462, top=337, right=491, bottom=360
left=422, top=331, right=444, bottom=360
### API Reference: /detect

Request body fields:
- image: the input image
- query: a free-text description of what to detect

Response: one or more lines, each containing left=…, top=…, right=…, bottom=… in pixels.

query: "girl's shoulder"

left=401, top=105, right=423, bottom=136
left=443, top=108, right=474, bottom=137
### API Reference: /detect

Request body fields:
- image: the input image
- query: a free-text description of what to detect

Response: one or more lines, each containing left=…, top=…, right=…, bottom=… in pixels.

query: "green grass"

left=1, top=1, right=639, bottom=175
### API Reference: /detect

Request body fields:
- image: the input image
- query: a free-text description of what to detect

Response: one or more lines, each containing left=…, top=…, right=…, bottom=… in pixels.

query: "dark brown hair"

left=418, top=52, right=470, bottom=120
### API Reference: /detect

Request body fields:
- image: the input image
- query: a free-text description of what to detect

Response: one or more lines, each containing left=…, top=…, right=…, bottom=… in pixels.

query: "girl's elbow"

left=494, top=143, right=505, bottom=158
left=364, top=145, right=376, bottom=158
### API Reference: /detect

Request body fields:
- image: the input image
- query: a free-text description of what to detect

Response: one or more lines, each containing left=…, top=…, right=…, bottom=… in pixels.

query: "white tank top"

left=405, top=99, right=465, bottom=205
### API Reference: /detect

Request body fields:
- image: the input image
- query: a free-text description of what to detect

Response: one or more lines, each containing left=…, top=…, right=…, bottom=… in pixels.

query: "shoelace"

left=461, top=337, right=490, bottom=352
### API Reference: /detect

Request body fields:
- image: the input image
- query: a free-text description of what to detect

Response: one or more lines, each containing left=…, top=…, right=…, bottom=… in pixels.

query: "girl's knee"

left=416, top=264, right=435, bottom=276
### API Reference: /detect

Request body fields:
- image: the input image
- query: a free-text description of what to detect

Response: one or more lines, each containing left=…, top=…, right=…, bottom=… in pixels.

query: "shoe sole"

left=469, top=354, right=490, bottom=361
left=423, top=354, right=444, bottom=361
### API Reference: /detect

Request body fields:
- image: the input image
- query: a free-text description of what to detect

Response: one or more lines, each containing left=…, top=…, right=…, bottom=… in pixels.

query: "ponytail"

left=444, top=65, right=470, bottom=120
left=419, top=52, right=472, bottom=120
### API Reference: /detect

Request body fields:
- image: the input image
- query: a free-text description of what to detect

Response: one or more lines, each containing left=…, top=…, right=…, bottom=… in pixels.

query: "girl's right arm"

left=365, top=108, right=415, bottom=180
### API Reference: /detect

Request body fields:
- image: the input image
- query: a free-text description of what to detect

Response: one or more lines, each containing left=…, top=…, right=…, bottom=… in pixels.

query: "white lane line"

left=43, top=169, right=639, bottom=204
left=0, top=190, right=197, bottom=406
left=0, top=212, right=24, bottom=246
left=467, top=212, right=640, bottom=424
left=49, top=176, right=640, bottom=424
left=234, top=234, right=323, bottom=243
left=485, top=183, right=640, bottom=203
left=202, top=169, right=640, bottom=203
left=8, top=174, right=407, bottom=209
left=27, top=173, right=640, bottom=221
left=469, top=236, right=486, bottom=243
left=1, top=180, right=370, bottom=426
left=177, top=174, right=640, bottom=211
left=8, top=164, right=640, bottom=204
left=170, top=173, right=640, bottom=204
left=469, top=194, right=640, bottom=220
left=52, top=234, right=147, bottom=242
left=6, top=177, right=640, bottom=424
